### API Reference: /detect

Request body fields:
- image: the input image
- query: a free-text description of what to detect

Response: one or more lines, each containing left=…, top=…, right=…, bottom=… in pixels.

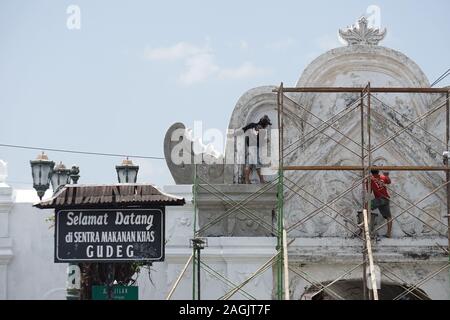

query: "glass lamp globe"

left=51, top=162, right=72, bottom=193
left=30, top=152, right=55, bottom=200
left=116, top=158, right=139, bottom=183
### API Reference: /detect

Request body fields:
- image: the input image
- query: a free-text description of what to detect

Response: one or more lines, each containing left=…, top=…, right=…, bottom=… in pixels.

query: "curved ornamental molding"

left=339, top=16, right=387, bottom=46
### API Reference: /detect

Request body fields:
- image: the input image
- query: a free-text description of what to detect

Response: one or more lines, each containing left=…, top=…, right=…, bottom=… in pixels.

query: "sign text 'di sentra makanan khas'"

left=55, top=208, right=164, bottom=262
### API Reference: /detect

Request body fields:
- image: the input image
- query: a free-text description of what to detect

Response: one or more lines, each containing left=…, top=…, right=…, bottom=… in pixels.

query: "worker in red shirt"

left=367, top=169, right=393, bottom=238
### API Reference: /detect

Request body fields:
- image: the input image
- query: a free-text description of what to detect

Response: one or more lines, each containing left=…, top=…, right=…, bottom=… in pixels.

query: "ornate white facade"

left=225, top=24, right=447, bottom=240
left=163, top=17, right=449, bottom=299
left=2, top=18, right=449, bottom=300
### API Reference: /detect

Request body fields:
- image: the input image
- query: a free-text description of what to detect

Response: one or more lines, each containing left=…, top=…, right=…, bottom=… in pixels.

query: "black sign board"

left=55, top=208, right=164, bottom=262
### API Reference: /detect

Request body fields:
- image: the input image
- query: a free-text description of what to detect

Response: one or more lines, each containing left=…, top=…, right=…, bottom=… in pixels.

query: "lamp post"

left=30, top=153, right=81, bottom=300
left=101, top=158, right=140, bottom=300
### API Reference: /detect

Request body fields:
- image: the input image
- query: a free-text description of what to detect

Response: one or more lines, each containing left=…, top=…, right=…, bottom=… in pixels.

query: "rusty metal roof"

left=34, top=183, right=185, bottom=209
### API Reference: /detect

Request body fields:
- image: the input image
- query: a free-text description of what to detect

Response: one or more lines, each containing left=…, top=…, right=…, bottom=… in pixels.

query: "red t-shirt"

left=368, top=174, right=391, bottom=199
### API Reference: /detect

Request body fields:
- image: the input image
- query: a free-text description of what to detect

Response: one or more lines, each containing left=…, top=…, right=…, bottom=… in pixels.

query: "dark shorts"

left=245, top=150, right=263, bottom=170
left=371, top=198, right=391, bottom=219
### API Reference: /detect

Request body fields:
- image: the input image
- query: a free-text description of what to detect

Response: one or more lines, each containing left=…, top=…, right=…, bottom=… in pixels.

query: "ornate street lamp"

left=30, top=153, right=81, bottom=300
left=70, top=165, right=80, bottom=184
left=30, top=152, right=55, bottom=200
left=116, top=158, right=139, bottom=183
left=50, top=162, right=81, bottom=301
left=51, top=162, right=72, bottom=193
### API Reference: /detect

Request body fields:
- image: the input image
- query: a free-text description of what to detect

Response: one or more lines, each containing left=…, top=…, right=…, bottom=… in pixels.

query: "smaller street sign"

left=92, top=285, right=138, bottom=300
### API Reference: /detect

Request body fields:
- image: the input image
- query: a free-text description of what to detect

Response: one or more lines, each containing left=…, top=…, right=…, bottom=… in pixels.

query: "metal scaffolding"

left=167, top=83, right=450, bottom=300
left=275, top=83, right=450, bottom=300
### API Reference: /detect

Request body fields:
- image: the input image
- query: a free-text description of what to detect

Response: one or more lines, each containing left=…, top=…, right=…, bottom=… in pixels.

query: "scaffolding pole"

left=166, top=253, right=193, bottom=300
left=363, top=209, right=378, bottom=300
left=283, top=165, right=450, bottom=171
left=273, top=87, right=450, bottom=93
left=447, top=91, right=450, bottom=240
left=446, top=91, right=450, bottom=300
left=276, top=82, right=285, bottom=300
left=366, top=85, right=375, bottom=295
left=192, top=163, right=198, bottom=300
left=283, top=229, right=290, bottom=300
left=360, top=90, right=368, bottom=300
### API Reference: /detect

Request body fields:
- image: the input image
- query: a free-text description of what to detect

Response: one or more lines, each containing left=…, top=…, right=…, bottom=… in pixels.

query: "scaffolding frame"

left=276, top=83, right=450, bottom=300
left=167, top=84, right=450, bottom=300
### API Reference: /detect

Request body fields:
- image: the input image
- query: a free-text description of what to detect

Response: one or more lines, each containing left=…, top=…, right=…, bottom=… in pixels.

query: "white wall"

left=7, top=200, right=67, bottom=299
left=4, top=177, right=445, bottom=300
left=0, top=180, right=13, bottom=299
left=1, top=183, right=276, bottom=300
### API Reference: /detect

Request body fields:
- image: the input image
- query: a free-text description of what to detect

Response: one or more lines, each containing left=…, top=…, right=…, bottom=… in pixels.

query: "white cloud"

left=225, top=40, right=250, bottom=50
left=178, top=53, right=219, bottom=85
left=218, top=62, right=270, bottom=80
left=145, top=41, right=270, bottom=86
left=144, top=42, right=210, bottom=61
left=266, top=37, right=296, bottom=51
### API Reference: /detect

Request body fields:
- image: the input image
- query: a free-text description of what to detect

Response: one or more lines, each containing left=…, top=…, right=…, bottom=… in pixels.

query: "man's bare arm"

left=382, top=171, right=391, bottom=184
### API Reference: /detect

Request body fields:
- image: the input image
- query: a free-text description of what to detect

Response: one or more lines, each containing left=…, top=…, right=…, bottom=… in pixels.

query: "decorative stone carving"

left=165, top=215, right=192, bottom=244
left=195, top=184, right=277, bottom=237
left=339, top=16, right=386, bottom=46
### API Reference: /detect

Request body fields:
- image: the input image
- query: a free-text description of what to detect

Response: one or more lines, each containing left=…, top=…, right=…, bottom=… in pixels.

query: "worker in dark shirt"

left=367, top=169, right=393, bottom=238
left=242, top=115, right=272, bottom=184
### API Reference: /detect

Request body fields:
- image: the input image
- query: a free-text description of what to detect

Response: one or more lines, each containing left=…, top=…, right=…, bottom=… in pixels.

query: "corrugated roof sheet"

left=34, top=183, right=185, bottom=208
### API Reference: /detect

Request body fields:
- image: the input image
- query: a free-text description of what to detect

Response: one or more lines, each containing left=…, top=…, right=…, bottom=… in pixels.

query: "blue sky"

left=1, top=0, right=449, bottom=189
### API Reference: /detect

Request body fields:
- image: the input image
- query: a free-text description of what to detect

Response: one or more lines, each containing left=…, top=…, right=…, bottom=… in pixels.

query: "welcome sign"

left=55, top=208, right=164, bottom=262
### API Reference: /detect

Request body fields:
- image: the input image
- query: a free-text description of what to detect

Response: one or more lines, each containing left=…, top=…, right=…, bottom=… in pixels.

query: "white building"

left=1, top=17, right=449, bottom=300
